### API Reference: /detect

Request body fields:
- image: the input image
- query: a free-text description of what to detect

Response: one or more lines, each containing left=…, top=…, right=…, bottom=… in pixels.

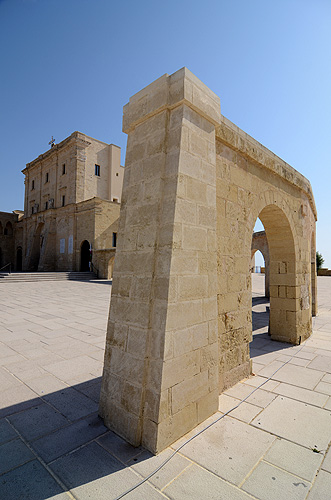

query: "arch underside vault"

left=100, top=68, right=317, bottom=454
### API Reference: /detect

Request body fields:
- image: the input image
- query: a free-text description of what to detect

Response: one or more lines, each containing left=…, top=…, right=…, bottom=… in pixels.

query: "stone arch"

left=245, top=192, right=300, bottom=343
left=257, top=204, right=296, bottom=342
left=251, top=231, right=270, bottom=298
left=246, top=190, right=299, bottom=253
left=99, top=67, right=317, bottom=455
left=80, top=240, right=91, bottom=271
left=4, top=221, right=13, bottom=236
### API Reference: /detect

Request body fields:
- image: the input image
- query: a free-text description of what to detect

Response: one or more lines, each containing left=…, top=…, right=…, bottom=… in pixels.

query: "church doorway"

left=80, top=240, right=91, bottom=271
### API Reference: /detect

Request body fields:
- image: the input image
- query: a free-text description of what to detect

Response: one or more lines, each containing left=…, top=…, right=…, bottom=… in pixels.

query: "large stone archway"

left=99, top=68, right=317, bottom=454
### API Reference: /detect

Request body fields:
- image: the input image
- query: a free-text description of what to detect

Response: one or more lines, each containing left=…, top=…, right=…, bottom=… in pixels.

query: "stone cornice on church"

left=22, top=131, right=92, bottom=173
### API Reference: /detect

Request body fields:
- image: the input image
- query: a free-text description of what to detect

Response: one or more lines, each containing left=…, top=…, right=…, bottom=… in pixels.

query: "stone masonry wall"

left=100, top=68, right=317, bottom=454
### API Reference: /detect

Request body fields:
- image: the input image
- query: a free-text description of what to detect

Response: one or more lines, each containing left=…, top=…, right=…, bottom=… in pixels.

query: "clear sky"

left=1, top=0, right=330, bottom=266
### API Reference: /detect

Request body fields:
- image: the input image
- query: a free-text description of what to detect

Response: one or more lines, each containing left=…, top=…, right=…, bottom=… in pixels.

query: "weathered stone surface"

left=100, top=67, right=317, bottom=454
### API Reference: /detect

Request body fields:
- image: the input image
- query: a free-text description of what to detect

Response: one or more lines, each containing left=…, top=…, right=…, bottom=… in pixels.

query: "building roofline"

left=22, top=132, right=121, bottom=173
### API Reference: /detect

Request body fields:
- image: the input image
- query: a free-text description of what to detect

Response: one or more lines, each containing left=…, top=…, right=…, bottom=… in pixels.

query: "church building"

left=1, top=131, right=124, bottom=278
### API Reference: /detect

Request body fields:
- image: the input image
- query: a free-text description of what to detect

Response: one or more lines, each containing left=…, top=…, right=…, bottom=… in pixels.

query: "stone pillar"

left=99, top=68, right=221, bottom=454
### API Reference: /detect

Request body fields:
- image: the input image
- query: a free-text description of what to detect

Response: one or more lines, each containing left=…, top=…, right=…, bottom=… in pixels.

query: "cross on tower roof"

left=49, top=136, right=55, bottom=148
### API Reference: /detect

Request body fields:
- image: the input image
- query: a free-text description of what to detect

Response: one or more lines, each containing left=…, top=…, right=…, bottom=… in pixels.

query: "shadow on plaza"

left=250, top=295, right=293, bottom=357
left=0, top=377, right=148, bottom=500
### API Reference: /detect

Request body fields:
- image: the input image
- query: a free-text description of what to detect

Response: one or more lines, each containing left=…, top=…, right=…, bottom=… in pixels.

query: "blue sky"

left=1, top=0, right=330, bottom=266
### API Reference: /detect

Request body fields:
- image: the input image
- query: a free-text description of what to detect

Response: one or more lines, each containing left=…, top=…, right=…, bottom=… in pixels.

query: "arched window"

left=4, top=222, right=13, bottom=236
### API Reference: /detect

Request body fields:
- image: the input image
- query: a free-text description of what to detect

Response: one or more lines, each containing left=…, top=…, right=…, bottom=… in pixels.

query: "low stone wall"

left=318, top=268, right=331, bottom=276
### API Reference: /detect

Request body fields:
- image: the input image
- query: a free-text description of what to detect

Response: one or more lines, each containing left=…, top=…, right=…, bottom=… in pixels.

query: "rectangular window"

left=31, top=180, right=35, bottom=190
left=112, top=232, right=117, bottom=247
left=95, top=164, right=100, bottom=176
left=31, top=206, right=34, bottom=214
left=62, top=164, right=66, bottom=175
left=60, top=238, right=65, bottom=254
left=61, top=195, right=65, bottom=207
left=45, top=172, right=49, bottom=183
left=45, top=201, right=48, bottom=210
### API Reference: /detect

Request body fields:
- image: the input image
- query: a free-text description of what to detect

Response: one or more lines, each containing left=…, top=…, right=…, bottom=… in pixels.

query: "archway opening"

left=257, top=204, right=296, bottom=344
left=80, top=240, right=91, bottom=271
left=16, top=247, right=23, bottom=272
left=252, top=250, right=265, bottom=275
left=4, top=222, right=13, bottom=236
left=251, top=220, right=270, bottom=347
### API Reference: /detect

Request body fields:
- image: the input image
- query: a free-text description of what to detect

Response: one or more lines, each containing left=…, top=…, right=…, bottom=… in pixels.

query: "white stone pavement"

left=1, top=275, right=331, bottom=499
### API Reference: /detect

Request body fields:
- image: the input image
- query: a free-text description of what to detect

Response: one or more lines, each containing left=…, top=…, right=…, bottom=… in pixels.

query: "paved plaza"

left=1, top=275, right=331, bottom=499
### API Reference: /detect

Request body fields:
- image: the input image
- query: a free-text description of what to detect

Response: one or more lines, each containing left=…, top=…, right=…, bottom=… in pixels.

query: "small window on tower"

left=95, top=164, right=100, bottom=176
left=116, top=172, right=119, bottom=177
left=45, top=172, right=49, bottom=183
left=31, top=180, right=35, bottom=190
left=112, top=232, right=117, bottom=247
left=31, top=206, right=34, bottom=214
left=62, top=164, right=66, bottom=175
left=45, top=201, right=48, bottom=210
left=62, top=195, right=65, bottom=207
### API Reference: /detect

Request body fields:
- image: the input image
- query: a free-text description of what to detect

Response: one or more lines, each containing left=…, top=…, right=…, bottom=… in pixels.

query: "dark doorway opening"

left=80, top=240, right=91, bottom=272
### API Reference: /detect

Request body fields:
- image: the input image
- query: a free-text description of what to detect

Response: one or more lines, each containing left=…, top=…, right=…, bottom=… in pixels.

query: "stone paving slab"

left=263, top=438, right=323, bottom=482
left=251, top=396, right=331, bottom=450
left=1, top=276, right=331, bottom=499
left=271, top=381, right=329, bottom=407
left=163, top=464, right=254, bottom=500
left=0, top=460, right=72, bottom=500
left=257, top=362, right=325, bottom=390
left=241, top=461, right=311, bottom=500
left=128, top=448, right=191, bottom=490
left=171, top=416, right=276, bottom=485
left=7, top=402, right=69, bottom=441
left=0, top=438, right=35, bottom=475
left=306, top=470, right=331, bottom=499
left=50, top=442, right=167, bottom=500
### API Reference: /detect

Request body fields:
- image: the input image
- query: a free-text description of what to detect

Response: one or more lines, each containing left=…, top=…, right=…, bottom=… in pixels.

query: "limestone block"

left=171, top=371, right=209, bottom=414
left=161, top=351, right=200, bottom=390
left=182, top=226, right=208, bottom=251
left=178, top=275, right=209, bottom=300
left=173, top=323, right=209, bottom=357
